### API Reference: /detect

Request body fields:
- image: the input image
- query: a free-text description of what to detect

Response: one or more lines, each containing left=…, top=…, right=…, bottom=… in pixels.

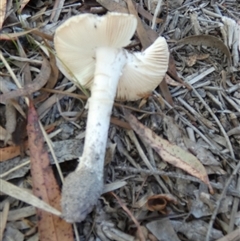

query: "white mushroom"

left=54, top=12, right=169, bottom=223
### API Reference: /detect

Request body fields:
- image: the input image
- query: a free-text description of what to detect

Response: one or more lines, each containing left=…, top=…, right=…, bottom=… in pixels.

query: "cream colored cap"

left=54, top=13, right=169, bottom=101
left=117, top=37, right=169, bottom=100
left=54, top=12, right=137, bottom=89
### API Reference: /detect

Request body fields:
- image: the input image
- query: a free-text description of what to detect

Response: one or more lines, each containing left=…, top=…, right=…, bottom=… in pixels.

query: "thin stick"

left=111, top=192, right=145, bottom=241
left=151, top=0, right=162, bottom=29
left=190, top=85, right=235, bottom=158
left=0, top=201, right=10, bottom=241
left=205, top=161, right=240, bottom=241
left=127, top=130, right=170, bottom=194
left=0, top=160, right=30, bottom=178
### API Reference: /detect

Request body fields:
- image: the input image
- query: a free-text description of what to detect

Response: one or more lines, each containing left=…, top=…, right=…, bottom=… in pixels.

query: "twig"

left=190, top=85, right=235, bottom=158
left=0, top=201, right=10, bottom=240
left=0, top=159, right=30, bottom=178
left=228, top=176, right=240, bottom=233
left=127, top=130, right=170, bottom=194
left=0, top=51, right=22, bottom=89
left=111, top=192, right=145, bottom=241
left=151, top=0, right=162, bottom=29
left=215, top=227, right=240, bottom=241
left=205, top=161, right=240, bottom=241
left=154, top=91, right=219, bottom=150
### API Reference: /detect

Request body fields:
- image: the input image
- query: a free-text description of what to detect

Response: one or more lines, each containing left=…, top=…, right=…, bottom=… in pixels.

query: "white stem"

left=77, top=47, right=127, bottom=172
left=61, top=47, right=128, bottom=222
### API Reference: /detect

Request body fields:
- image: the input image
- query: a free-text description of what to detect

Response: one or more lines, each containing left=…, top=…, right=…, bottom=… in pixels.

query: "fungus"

left=54, top=12, right=169, bottom=222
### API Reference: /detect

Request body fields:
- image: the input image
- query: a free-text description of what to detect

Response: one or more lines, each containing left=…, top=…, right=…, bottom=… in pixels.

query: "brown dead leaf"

left=27, top=100, right=74, bottom=241
left=167, top=55, right=191, bottom=89
left=110, top=117, right=131, bottom=130
left=29, top=29, right=54, bottom=41
left=0, top=0, right=7, bottom=30
left=165, top=74, right=184, bottom=87
left=146, top=194, right=177, bottom=214
left=0, top=57, right=51, bottom=104
left=0, top=142, right=28, bottom=162
left=0, top=29, right=37, bottom=40
left=159, top=79, right=174, bottom=106
left=186, top=53, right=210, bottom=66
left=136, top=3, right=163, bottom=24
left=34, top=42, right=59, bottom=104
left=19, top=0, right=31, bottom=13
left=177, top=35, right=232, bottom=67
left=186, top=55, right=197, bottom=67
left=126, top=0, right=152, bottom=49
left=124, top=110, right=213, bottom=194
left=96, top=0, right=128, bottom=13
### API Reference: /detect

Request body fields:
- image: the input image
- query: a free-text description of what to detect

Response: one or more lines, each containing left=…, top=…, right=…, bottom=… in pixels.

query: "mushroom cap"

left=117, top=36, right=169, bottom=101
left=55, top=12, right=169, bottom=101
left=54, top=12, right=137, bottom=88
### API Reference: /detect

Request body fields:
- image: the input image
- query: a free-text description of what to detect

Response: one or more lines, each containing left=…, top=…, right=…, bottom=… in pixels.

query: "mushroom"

left=54, top=12, right=169, bottom=223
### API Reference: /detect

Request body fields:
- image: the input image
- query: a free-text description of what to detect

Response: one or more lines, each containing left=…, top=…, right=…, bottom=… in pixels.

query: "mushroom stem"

left=61, top=47, right=128, bottom=222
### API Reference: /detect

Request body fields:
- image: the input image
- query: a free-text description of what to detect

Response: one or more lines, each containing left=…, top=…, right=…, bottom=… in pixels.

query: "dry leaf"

left=0, top=179, right=62, bottom=216
left=0, top=0, right=7, bottom=30
left=159, top=77, right=174, bottom=106
left=171, top=220, right=223, bottom=241
left=146, top=194, right=177, bottom=214
left=177, top=35, right=232, bottom=67
left=124, top=110, right=213, bottom=194
left=167, top=55, right=190, bottom=87
left=27, top=100, right=74, bottom=241
left=96, top=0, right=128, bottom=13
left=34, top=42, right=59, bottom=103
left=147, top=219, right=181, bottom=241
left=186, top=53, right=210, bottom=66
left=104, top=142, right=116, bottom=165
left=28, top=28, right=54, bottom=41
left=0, top=142, right=28, bottom=162
left=19, top=0, right=31, bottom=13
left=0, top=57, right=51, bottom=104
left=165, top=74, right=183, bottom=87
left=110, top=117, right=131, bottom=129
left=126, top=0, right=152, bottom=49
left=0, top=29, right=36, bottom=40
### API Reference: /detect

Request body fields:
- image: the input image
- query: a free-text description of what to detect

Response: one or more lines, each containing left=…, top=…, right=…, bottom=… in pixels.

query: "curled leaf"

left=0, top=58, right=51, bottom=104
left=177, top=35, right=232, bottom=67
left=146, top=194, right=177, bottom=214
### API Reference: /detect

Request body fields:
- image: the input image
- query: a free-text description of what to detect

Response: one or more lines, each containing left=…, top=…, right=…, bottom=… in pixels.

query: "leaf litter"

left=0, top=0, right=240, bottom=241
left=26, top=100, right=74, bottom=241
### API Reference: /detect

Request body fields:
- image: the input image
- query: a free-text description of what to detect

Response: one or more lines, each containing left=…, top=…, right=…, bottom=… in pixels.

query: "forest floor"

left=0, top=0, right=240, bottom=241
